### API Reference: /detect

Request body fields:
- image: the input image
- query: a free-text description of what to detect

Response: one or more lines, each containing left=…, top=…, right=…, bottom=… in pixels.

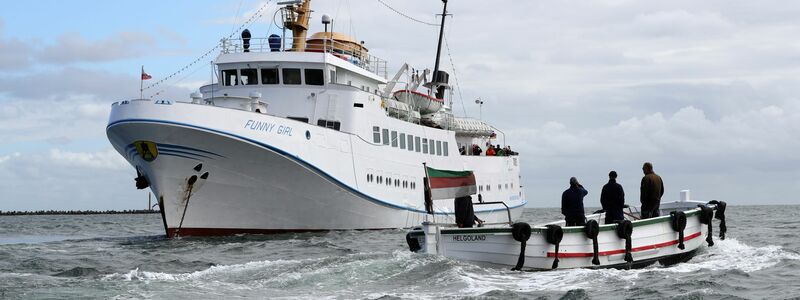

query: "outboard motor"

left=268, top=34, right=281, bottom=52
left=241, top=29, right=252, bottom=52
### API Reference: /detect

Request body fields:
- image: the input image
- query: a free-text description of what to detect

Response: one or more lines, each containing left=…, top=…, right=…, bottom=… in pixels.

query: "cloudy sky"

left=1, top=0, right=798, bottom=211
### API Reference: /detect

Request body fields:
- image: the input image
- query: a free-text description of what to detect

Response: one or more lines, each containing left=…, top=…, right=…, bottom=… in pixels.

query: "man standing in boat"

left=640, top=162, right=664, bottom=219
left=600, top=171, right=625, bottom=224
left=561, top=177, right=588, bottom=226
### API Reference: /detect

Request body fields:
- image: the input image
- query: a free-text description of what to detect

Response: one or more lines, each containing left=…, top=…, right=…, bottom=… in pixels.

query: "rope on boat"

left=616, top=220, right=634, bottom=265
left=708, top=200, right=727, bottom=240
left=142, top=0, right=275, bottom=97
left=510, top=222, right=532, bottom=271
left=584, top=220, right=600, bottom=265
left=698, top=204, right=715, bottom=246
left=545, top=225, right=564, bottom=269
left=670, top=211, right=687, bottom=250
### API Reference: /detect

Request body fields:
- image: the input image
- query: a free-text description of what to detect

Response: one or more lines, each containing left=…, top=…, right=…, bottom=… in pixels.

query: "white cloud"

left=0, top=152, right=20, bottom=164
left=48, top=148, right=128, bottom=171
left=38, top=31, right=157, bottom=64
left=0, top=18, right=33, bottom=70
left=4, top=1, right=800, bottom=209
left=0, top=149, right=146, bottom=211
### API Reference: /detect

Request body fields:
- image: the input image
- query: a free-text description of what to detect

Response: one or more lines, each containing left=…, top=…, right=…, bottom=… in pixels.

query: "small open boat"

left=405, top=192, right=728, bottom=271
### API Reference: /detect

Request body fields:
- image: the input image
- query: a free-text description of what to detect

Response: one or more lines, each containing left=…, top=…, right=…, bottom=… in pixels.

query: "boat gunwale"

left=410, top=205, right=709, bottom=236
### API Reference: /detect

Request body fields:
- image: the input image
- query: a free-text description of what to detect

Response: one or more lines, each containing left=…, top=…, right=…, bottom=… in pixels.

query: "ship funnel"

left=433, top=70, right=449, bottom=99
left=241, top=29, right=252, bottom=52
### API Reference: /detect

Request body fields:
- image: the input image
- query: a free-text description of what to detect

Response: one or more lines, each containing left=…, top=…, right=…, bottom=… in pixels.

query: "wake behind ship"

left=106, top=0, right=526, bottom=237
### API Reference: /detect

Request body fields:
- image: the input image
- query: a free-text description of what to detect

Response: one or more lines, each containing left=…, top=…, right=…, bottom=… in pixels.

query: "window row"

left=371, top=126, right=449, bottom=156
left=477, top=182, right=515, bottom=192
left=366, top=174, right=417, bottom=190
left=221, top=68, right=325, bottom=86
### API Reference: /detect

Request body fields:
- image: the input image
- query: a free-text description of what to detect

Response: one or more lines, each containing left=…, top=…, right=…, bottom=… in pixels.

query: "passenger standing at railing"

left=600, top=171, right=625, bottom=224
left=562, top=177, right=588, bottom=226
left=640, top=162, right=664, bottom=219
left=486, top=146, right=496, bottom=156
left=495, top=145, right=505, bottom=156
left=471, top=144, right=482, bottom=156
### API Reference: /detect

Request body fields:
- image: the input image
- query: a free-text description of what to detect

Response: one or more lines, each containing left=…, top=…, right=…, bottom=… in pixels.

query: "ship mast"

left=431, top=0, right=448, bottom=87
left=282, top=0, right=312, bottom=51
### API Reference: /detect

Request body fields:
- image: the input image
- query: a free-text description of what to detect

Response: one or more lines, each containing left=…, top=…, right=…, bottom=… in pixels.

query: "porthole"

left=305, top=130, right=311, bottom=140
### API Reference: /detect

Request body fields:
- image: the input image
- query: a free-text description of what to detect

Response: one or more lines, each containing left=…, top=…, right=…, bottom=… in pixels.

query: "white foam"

left=456, top=238, right=800, bottom=295
left=103, top=258, right=303, bottom=282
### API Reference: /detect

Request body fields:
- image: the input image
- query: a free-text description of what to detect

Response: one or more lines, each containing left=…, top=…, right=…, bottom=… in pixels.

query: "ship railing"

left=221, top=37, right=388, bottom=78
left=423, top=201, right=514, bottom=228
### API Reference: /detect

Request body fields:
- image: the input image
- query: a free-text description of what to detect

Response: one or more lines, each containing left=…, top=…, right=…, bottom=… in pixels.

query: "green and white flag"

left=426, top=166, right=477, bottom=200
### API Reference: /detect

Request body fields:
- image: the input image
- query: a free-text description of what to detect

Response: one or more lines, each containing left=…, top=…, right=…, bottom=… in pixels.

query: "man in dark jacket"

left=600, top=171, right=625, bottom=224
left=640, top=162, right=664, bottom=219
left=561, top=177, right=587, bottom=226
left=454, top=195, right=483, bottom=228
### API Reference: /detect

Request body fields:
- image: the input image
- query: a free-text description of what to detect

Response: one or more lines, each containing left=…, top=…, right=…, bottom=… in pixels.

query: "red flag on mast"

left=141, top=67, right=152, bottom=80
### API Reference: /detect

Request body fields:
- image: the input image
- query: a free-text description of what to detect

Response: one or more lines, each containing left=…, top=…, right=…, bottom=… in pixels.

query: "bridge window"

left=429, top=139, right=436, bottom=156
left=422, top=138, right=428, bottom=154
left=222, top=69, right=238, bottom=86
left=436, top=141, right=442, bottom=156
left=283, top=68, right=301, bottom=85
left=407, top=135, right=414, bottom=152
left=382, top=129, right=389, bottom=145
left=443, top=142, right=449, bottom=156
left=261, top=68, right=279, bottom=84
left=305, top=69, right=324, bottom=86
left=240, top=68, right=258, bottom=85
left=399, top=133, right=406, bottom=149
left=391, top=131, right=398, bottom=147
left=415, top=137, right=421, bottom=152
left=372, top=126, right=380, bottom=143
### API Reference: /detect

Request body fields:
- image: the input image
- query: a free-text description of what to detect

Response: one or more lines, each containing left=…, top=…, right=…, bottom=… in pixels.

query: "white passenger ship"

left=106, top=0, right=526, bottom=237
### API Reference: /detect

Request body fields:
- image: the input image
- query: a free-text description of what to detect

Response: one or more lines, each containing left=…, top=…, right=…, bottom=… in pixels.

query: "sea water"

left=1, top=206, right=799, bottom=299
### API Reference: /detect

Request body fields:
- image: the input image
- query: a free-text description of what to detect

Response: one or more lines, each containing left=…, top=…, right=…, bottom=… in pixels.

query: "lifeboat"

left=306, top=32, right=368, bottom=63
left=393, top=89, right=444, bottom=114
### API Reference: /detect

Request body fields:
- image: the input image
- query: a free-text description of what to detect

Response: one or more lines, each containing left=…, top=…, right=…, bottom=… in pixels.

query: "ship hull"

left=107, top=100, right=525, bottom=237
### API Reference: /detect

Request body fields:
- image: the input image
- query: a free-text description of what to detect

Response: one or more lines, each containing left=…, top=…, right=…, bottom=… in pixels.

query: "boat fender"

left=545, top=225, right=564, bottom=269
left=584, top=220, right=601, bottom=265
left=510, top=222, right=532, bottom=271
left=670, top=211, right=687, bottom=250
left=405, top=232, right=421, bottom=252
left=616, top=220, right=634, bottom=264
left=698, top=205, right=714, bottom=246
left=708, top=200, right=727, bottom=240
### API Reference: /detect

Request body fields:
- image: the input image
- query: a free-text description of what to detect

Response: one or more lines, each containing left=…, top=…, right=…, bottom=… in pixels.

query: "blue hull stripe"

left=159, top=152, right=201, bottom=161
left=108, top=119, right=528, bottom=215
left=158, top=149, right=215, bottom=160
left=157, top=143, right=225, bottom=158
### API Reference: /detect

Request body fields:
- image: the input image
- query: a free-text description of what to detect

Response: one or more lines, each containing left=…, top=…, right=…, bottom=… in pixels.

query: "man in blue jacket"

left=562, top=177, right=588, bottom=226
left=600, top=171, right=625, bottom=224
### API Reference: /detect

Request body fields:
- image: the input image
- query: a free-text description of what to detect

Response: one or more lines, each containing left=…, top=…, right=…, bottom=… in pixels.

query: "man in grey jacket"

left=640, top=162, right=664, bottom=219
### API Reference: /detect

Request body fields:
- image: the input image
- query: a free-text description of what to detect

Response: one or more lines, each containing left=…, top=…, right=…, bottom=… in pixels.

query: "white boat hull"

left=408, top=201, right=724, bottom=270
left=107, top=100, right=526, bottom=236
